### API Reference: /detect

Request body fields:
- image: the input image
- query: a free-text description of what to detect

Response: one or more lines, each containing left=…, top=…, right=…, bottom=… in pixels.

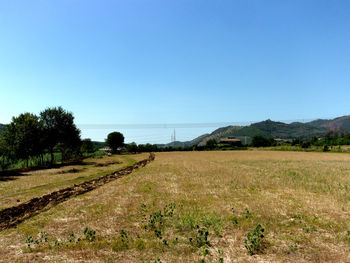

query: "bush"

left=206, top=139, right=217, bottom=149
left=251, top=136, right=275, bottom=147
left=301, top=141, right=311, bottom=148
left=245, top=224, right=266, bottom=255
left=111, top=230, right=129, bottom=251
left=81, top=139, right=94, bottom=153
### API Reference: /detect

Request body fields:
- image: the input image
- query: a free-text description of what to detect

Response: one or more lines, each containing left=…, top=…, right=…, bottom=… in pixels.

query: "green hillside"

left=308, top=115, right=350, bottom=131
left=196, top=126, right=242, bottom=146
left=191, top=120, right=326, bottom=146
left=229, top=126, right=266, bottom=137
left=162, top=116, right=350, bottom=147
left=251, top=120, right=326, bottom=139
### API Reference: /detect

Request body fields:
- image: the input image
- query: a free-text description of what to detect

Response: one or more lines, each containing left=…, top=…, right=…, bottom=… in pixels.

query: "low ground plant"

left=244, top=224, right=266, bottom=255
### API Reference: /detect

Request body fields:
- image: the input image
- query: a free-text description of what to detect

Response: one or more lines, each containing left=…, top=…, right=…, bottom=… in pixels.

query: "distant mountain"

left=158, top=133, right=210, bottom=148
left=307, top=115, right=350, bottom=131
left=160, top=115, right=350, bottom=147
left=250, top=120, right=326, bottom=139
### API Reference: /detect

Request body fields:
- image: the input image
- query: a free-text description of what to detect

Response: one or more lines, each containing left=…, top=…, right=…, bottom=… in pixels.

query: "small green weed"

left=143, top=203, right=176, bottom=246
left=111, top=230, right=129, bottom=251
left=25, top=231, right=48, bottom=249
left=189, top=225, right=210, bottom=248
left=218, top=249, right=224, bottom=262
left=83, top=227, right=96, bottom=242
left=24, top=227, right=96, bottom=252
left=232, top=217, right=238, bottom=226
left=68, top=231, right=81, bottom=243
left=244, top=224, right=266, bottom=255
left=242, top=208, right=251, bottom=219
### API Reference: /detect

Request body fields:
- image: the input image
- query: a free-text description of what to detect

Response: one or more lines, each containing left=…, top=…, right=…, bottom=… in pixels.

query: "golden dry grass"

left=1, top=151, right=350, bottom=262
left=0, top=153, right=148, bottom=210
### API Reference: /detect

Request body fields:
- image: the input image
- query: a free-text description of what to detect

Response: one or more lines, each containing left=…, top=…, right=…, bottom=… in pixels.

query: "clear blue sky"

left=1, top=0, right=349, bottom=143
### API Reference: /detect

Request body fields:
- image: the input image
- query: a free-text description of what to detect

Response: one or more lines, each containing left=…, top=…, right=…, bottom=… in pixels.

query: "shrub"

left=301, top=141, right=311, bottom=148
left=245, top=224, right=266, bottom=255
left=83, top=227, right=96, bottom=242
left=189, top=225, right=210, bottom=248
left=251, top=136, right=275, bottom=147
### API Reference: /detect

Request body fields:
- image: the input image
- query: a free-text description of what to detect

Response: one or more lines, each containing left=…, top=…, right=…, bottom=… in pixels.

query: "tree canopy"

left=40, top=107, right=81, bottom=163
left=106, top=132, right=125, bottom=153
left=0, top=107, right=82, bottom=169
left=1, top=113, right=43, bottom=167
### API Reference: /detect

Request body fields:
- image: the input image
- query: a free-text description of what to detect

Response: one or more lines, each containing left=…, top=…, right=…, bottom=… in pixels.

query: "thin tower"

left=172, top=129, right=176, bottom=148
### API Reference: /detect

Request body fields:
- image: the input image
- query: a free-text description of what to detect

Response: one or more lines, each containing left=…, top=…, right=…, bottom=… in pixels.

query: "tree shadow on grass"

left=0, top=160, right=97, bottom=182
left=0, top=171, right=32, bottom=182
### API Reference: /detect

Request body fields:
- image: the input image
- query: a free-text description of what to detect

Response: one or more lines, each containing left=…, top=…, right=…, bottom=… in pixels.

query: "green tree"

left=81, top=138, right=95, bottom=153
left=206, top=139, right=217, bottom=149
left=126, top=142, right=138, bottom=153
left=291, top=138, right=303, bottom=146
left=2, top=113, right=43, bottom=167
left=106, top=132, right=125, bottom=154
left=40, top=107, right=81, bottom=164
left=0, top=136, right=11, bottom=170
left=251, top=136, right=275, bottom=147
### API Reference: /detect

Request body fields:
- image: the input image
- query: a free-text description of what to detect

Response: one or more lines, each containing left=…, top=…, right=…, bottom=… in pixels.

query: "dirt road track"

left=0, top=153, right=155, bottom=231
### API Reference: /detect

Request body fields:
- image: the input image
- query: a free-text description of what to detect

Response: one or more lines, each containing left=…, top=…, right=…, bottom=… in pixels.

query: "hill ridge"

left=161, top=115, right=350, bottom=147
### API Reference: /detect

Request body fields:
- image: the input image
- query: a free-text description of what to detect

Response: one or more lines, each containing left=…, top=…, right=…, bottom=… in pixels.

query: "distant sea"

left=79, top=125, right=221, bottom=145
left=78, top=119, right=313, bottom=144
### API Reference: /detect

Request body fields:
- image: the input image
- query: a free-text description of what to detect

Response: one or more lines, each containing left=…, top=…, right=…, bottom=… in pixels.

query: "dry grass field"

left=0, top=153, right=148, bottom=210
left=1, top=151, right=350, bottom=262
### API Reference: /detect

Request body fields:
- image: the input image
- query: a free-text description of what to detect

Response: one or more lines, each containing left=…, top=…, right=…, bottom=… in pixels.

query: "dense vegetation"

left=0, top=107, right=86, bottom=170
left=106, top=132, right=125, bottom=154
left=0, top=124, right=6, bottom=134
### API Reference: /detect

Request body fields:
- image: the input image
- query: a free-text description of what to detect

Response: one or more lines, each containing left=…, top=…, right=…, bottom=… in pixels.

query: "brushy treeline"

left=0, top=107, right=82, bottom=170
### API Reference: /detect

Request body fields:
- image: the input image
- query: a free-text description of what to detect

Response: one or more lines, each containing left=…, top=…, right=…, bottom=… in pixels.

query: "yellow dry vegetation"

left=1, top=150, right=350, bottom=262
left=0, top=153, right=148, bottom=210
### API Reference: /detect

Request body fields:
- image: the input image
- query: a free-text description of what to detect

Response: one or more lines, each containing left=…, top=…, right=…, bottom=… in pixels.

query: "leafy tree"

left=0, top=136, right=11, bottom=170
left=301, top=141, right=311, bottom=148
left=126, top=142, right=138, bottom=153
left=291, top=138, right=303, bottom=146
left=81, top=138, right=94, bottom=153
left=106, top=132, right=125, bottom=154
left=55, top=125, right=81, bottom=161
left=310, top=136, right=319, bottom=144
left=137, top=143, right=158, bottom=152
left=251, top=136, right=275, bottom=147
left=2, top=113, right=43, bottom=167
left=206, top=139, right=217, bottom=149
left=40, top=107, right=81, bottom=163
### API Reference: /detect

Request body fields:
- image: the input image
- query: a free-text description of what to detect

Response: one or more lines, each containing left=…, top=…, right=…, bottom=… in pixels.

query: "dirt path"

left=0, top=153, right=155, bottom=231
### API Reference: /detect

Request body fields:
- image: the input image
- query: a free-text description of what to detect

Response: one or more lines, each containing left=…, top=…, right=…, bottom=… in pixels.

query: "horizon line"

left=77, top=118, right=317, bottom=129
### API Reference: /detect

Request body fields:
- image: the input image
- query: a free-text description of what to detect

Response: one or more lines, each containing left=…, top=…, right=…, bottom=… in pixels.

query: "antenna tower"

left=172, top=129, right=176, bottom=148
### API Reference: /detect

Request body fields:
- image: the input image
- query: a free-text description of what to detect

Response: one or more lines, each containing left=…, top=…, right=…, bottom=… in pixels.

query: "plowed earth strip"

left=0, top=153, right=155, bottom=231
